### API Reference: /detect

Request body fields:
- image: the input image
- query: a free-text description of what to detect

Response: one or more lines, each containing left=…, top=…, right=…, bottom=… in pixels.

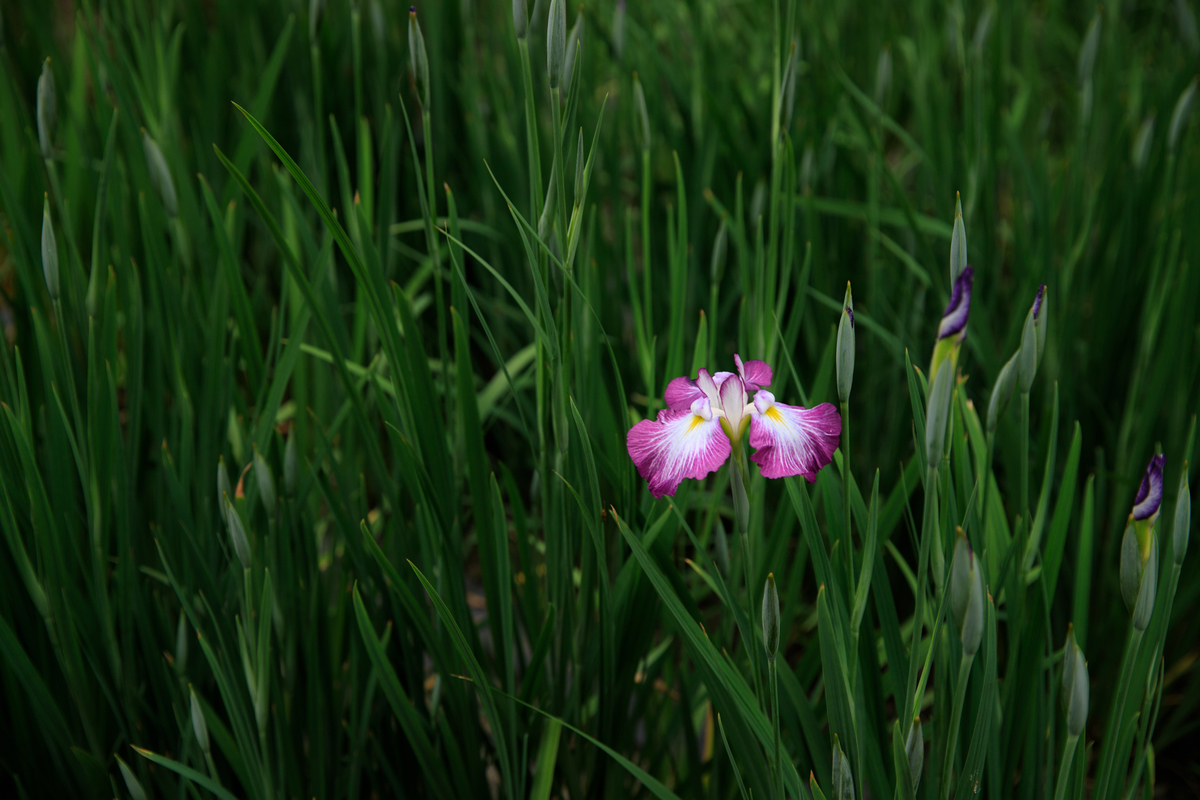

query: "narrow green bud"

left=254, top=445, right=276, bottom=514
left=905, top=717, right=924, bottom=793
left=633, top=72, right=651, bottom=152
left=950, top=192, right=967, bottom=284
left=190, top=686, right=210, bottom=753
left=1077, top=12, right=1102, bottom=84
left=574, top=128, right=584, bottom=206
left=174, top=611, right=188, bottom=673
left=950, top=531, right=985, bottom=657
left=284, top=429, right=298, bottom=496
left=1018, top=303, right=1038, bottom=393
left=547, top=0, right=566, bottom=90
left=832, top=734, right=855, bottom=800
left=224, top=493, right=252, bottom=569
left=117, top=755, right=147, bottom=800
left=1062, top=626, right=1089, bottom=738
left=142, top=129, right=178, bottom=218
left=762, top=573, right=780, bottom=660
left=409, top=7, right=430, bottom=109
left=41, top=194, right=59, bottom=300
left=1174, top=465, right=1190, bottom=565
left=1035, top=288, right=1048, bottom=364
left=874, top=45, right=892, bottom=108
left=1121, top=522, right=1158, bottom=630
left=513, top=0, right=527, bottom=39
left=37, top=58, right=56, bottom=159
left=563, top=11, right=583, bottom=96
left=987, top=354, right=1019, bottom=433
left=1168, top=77, right=1197, bottom=152
left=925, top=359, right=953, bottom=466
left=836, top=282, right=855, bottom=403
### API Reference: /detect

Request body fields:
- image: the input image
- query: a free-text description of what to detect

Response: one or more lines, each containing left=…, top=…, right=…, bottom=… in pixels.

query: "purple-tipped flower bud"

left=1033, top=284, right=1048, bottom=364
left=836, top=282, right=855, bottom=403
left=937, top=266, right=974, bottom=341
left=1132, top=454, right=1166, bottom=522
left=1018, top=286, right=1042, bottom=393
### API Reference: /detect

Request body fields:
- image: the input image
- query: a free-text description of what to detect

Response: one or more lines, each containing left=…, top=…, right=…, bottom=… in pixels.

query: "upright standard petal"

left=627, top=397, right=731, bottom=498
left=937, top=265, right=974, bottom=341
left=747, top=391, right=841, bottom=481
left=1132, top=454, right=1166, bottom=521
left=664, top=368, right=722, bottom=411
left=734, top=354, right=773, bottom=390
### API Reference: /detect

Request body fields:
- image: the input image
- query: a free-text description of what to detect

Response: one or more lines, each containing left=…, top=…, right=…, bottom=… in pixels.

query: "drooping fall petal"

left=747, top=391, right=841, bottom=481
left=627, top=397, right=731, bottom=498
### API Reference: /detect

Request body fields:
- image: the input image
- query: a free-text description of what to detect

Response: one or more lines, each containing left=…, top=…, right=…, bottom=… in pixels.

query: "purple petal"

left=734, top=354, right=773, bottom=390
left=747, top=393, right=842, bottom=481
left=937, top=265, right=974, bottom=340
left=1132, top=454, right=1166, bottom=521
left=847, top=308, right=855, bottom=328
left=1032, top=284, right=1046, bottom=321
left=627, top=401, right=732, bottom=498
left=665, top=376, right=704, bottom=411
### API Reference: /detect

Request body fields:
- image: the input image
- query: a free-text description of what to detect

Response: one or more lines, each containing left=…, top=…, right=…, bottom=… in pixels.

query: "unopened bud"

left=987, top=354, right=1019, bottom=433
left=949, top=532, right=984, bottom=657
left=1018, top=290, right=1040, bottom=393
left=950, top=193, right=967, bottom=283
left=190, top=686, right=210, bottom=753
left=254, top=445, right=276, bottom=514
left=41, top=195, right=59, bottom=300
left=762, top=573, right=780, bottom=660
left=224, top=493, right=252, bottom=569
left=37, top=59, right=56, bottom=159
left=1062, top=626, right=1089, bottom=738
left=1034, top=286, right=1048, bottom=364
left=925, top=359, right=953, bottom=466
left=513, top=0, right=527, bottom=39
left=117, top=755, right=147, bottom=800
left=836, top=282, right=855, bottom=403
left=547, top=0, right=567, bottom=90
left=1120, top=521, right=1158, bottom=631
left=832, top=734, right=855, bottom=800
left=1174, top=465, right=1190, bottom=565
left=142, top=129, right=178, bottom=218
left=409, top=7, right=430, bottom=108
left=905, top=717, right=924, bottom=793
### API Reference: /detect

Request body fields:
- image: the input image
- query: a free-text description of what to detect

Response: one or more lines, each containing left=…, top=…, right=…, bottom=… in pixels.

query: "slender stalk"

left=842, top=399, right=853, bottom=571
left=904, top=466, right=939, bottom=727
left=1053, top=734, right=1080, bottom=800
left=739, top=531, right=765, bottom=711
left=770, top=658, right=782, bottom=800
left=1094, top=625, right=1144, bottom=800
left=939, top=654, right=974, bottom=800
left=1020, top=391, right=1031, bottom=519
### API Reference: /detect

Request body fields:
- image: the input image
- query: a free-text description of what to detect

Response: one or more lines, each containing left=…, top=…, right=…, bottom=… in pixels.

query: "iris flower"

left=627, top=355, right=842, bottom=498
left=929, top=266, right=975, bottom=381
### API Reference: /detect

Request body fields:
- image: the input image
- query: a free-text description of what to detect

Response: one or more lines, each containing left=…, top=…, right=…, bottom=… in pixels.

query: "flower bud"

left=224, top=493, right=252, bottom=569
left=41, top=194, right=59, bottom=300
left=513, top=0, right=527, bottom=39
left=929, top=266, right=974, bottom=381
left=1174, top=465, right=1190, bottom=566
left=1062, top=626, right=1089, bottom=738
left=409, top=7, right=431, bottom=109
left=832, top=734, right=855, bottom=800
left=925, top=359, right=953, bottom=467
left=117, top=755, right=147, bottom=800
left=37, top=58, right=56, bottom=159
left=762, top=573, right=780, bottom=660
left=1132, top=454, right=1166, bottom=523
left=633, top=72, right=651, bottom=152
left=190, top=685, right=210, bottom=753
left=949, top=193, right=967, bottom=284
left=1168, top=77, right=1197, bottom=153
left=142, top=129, right=178, bottom=218
left=1120, top=521, right=1159, bottom=631
left=905, top=717, right=924, bottom=793
left=1018, top=288, right=1041, bottom=393
left=284, top=429, right=298, bottom=495
left=254, top=445, right=276, bottom=514
left=1034, top=286, right=1048, bottom=365
left=547, top=0, right=566, bottom=90
left=836, top=282, right=855, bottom=403
left=987, top=354, right=1019, bottom=433
left=949, top=531, right=984, bottom=657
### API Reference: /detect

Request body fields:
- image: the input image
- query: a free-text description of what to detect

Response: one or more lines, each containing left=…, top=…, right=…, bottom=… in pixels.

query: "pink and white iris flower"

left=627, top=355, right=842, bottom=498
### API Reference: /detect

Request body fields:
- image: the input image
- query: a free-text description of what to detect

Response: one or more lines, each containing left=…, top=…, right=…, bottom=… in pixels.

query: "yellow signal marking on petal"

left=765, top=406, right=787, bottom=424
left=687, top=414, right=706, bottom=433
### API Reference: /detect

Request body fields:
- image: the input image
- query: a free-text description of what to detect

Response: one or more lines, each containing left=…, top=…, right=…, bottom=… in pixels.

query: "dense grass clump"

left=0, top=0, right=1198, bottom=798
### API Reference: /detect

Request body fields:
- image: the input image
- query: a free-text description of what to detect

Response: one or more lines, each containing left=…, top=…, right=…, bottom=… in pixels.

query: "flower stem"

left=939, top=654, right=974, bottom=800
left=1020, top=390, right=1031, bottom=519
left=1053, top=733, right=1080, bottom=800
left=740, top=531, right=765, bottom=712
left=904, top=465, right=940, bottom=727
left=770, top=657, right=782, bottom=800
left=1094, top=625, right=1144, bottom=800
left=842, top=399, right=853, bottom=585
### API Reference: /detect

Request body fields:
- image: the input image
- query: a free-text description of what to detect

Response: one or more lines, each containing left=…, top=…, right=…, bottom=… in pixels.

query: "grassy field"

left=0, top=0, right=1198, bottom=797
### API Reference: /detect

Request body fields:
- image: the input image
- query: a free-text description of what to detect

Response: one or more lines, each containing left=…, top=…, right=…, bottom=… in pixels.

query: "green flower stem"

left=842, top=400, right=854, bottom=590
left=1094, top=625, right=1144, bottom=800
left=1053, top=733, right=1079, bottom=800
left=939, top=653, right=974, bottom=800
left=904, top=465, right=940, bottom=727
left=740, top=529, right=765, bottom=712
left=1020, top=390, right=1031, bottom=521
left=770, top=657, right=782, bottom=800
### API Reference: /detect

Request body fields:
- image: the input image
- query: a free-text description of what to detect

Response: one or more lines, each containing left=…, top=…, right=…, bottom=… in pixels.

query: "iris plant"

left=626, top=355, right=842, bottom=498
